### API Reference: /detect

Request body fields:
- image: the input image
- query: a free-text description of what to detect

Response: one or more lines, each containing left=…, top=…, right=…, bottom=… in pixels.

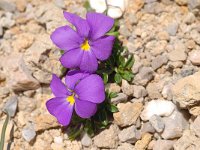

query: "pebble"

left=81, top=133, right=92, bottom=147
left=134, top=67, right=154, bottom=85
left=151, top=55, right=168, bottom=70
left=141, top=122, right=156, bottom=134
left=191, top=115, right=200, bottom=137
left=117, top=143, right=135, bottom=150
left=146, top=82, right=162, bottom=99
left=173, top=130, right=200, bottom=150
left=89, top=0, right=107, bottom=13
left=189, top=50, right=200, bottom=65
left=175, top=0, right=188, bottom=5
left=22, top=126, right=36, bottom=142
left=106, top=83, right=121, bottom=93
left=54, top=0, right=65, bottom=8
left=133, top=85, right=147, bottom=98
left=149, top=115, right=165, bottom=133
left=0, top=0, right=16, bottom=12
left=3, top=96, right=18, bottom=117
left=0, top=12, right=15, bottom=28
left=166, top=22, right=178, bottom=36
left=118, top=125, right=141, bottom=143
left=140, top=100, right=175, bottom=121
left=153, top=140, right=175, bottom=150
left=161, top=110, right=189, bottom=139
left=114, top=102, right=143, bottom=127
left=121, top=80, right=134, bottom=96
left=111, top=93, right=127, bottom=104
left=93, top=125, right=119, bottom=149
left=188, top=0, right=200, bottom=9
left=135, top=133, right=152, bottom=150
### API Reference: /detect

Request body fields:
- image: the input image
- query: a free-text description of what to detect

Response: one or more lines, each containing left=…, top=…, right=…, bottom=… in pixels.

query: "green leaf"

left=124, top=55, right=134, bottom=69
left=0, top=111, right=10, bottom=150
left=103, top=73, right=108, bottom=84
left=121, top=71, right=134, bottom=81
left=106, top=31, right=119, bottom=37
left=109, top=92, right=118, bottom=98
left=107, top=104, right=119, bottom=113
left=114, top=73, right=122, bottom=84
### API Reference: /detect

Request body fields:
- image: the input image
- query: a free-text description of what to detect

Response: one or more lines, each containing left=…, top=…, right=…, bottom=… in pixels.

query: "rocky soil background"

left=0, top=0, right=200, bottom=149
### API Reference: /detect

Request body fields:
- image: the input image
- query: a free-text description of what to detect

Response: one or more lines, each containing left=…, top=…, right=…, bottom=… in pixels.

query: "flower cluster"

left=46, top=12, right=115, bottom=126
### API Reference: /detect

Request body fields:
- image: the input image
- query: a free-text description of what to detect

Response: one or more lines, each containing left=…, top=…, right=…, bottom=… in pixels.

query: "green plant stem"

left=0, top=111, right=10, bottom=150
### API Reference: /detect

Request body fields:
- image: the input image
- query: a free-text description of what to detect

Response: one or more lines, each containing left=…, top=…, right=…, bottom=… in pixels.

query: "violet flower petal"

left=46, top=97, right=74, bottom=126
left=80, top=51, right=98, bottom=73
left=63, top=11, right=90, bottom=37
left=86, top=12, right=114, bottom=40
left=51, top=25, right=83, bottom=51
left=75, top=98, right=97, bottom=118
left=65, top=70, right=90, bottom=90
left=60, top=48, right=83, bottom=69
left=91, top=35, right=115, bottom=61
left=50, top=74, right=70, bottom=97
left=75, top=74, right=105, bottom=103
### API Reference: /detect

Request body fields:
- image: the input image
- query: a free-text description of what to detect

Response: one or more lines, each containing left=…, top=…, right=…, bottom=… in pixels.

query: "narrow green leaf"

left=0, top=111, right=10, bottom=150
left=103, top=73, right=108, bottom=84
left=109, top=92, right=118, bottom=98
left=124, top=55, right=134, bottom=69
left=106, top=32, right=119, bottom=37
left=107, top=104, right=119, bottom=113
left=114, top=73, right=122, bottom=84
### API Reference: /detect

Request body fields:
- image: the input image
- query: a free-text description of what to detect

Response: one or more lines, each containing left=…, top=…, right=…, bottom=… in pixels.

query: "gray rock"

left=121, top=80, right=134, bottom=96
left=134, top=67, right=154, bottom=85
left=191, top=115, right=200, bottom=137
left=118, top=126, right=141, bottom=143
left=146, top=82, right=162, bottom=99
left=149, top=115, right=165, bottom=133
left=141, top=122, right=156, bottom=134
left=166, top=22, right=178, bottom=36
left=117, top=143, right=135, bottom=150
left=81, top=133, right=92, bottom=147
left=0, top=0, right=16, bottom=12
left=111, top=93, right=127, bottom=105
left=143, top=2, right=164, bottom=14
left=22, top=126, right=36, bottom=142
left=153, top=140, right=175, bottom=150
left=151, top=55, right=168, bottom=70
left=188, top=0, right=200, bottom=9
left=180, top=67, right=195, bottom=77
left=189, top=50, right=200, bottom=65
left=133, top=85, right=147, bottom=98
left=0, top=12, right=15, bottom=28
left=93, top=125, right=119, bottom=149
left=3, top=96, right=18, bottom=117
left=161, top=110, right=189, bottom=139
left=174, top=130, right=200, bottom=150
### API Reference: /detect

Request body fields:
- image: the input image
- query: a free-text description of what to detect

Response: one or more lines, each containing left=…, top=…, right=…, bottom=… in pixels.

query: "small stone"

left=18, top=96, right=37, bottom=113
left=175, top=0, right=188, bottom=5
left=121, top=80, right=134, bottom=96
left=54, top=136, right=63, bottom=144
left=161, top=110, right=189, bottom=139
left=81, top=133, right=92, bottom=147
left=0, top=12, right=15, bottom=28
left=0, top=87, right=9, bottom=99
left=51, top=143, right=64, bottom=150
left=134, top=67, right=154, bottom=85
left=153, top=140, right=175, bottom=150
left=117, top=143, right=135, bottom=150
left=149, top=115, right=165, bottom=133
left=16, top=0, right=27, bottom=12
left=3, top=96, right=18, bottom=117
left=191, top=115, right=200, bottom=137
left=106, top=83, right=121, bottom=93
left=54, top=0, right=65, bottom=8
left=89, top=0, right=107, bottom=13
left=118, top=125, right=141, bottom=143
left=183, top=12, right=196, bottom=24
left=189, top=50, right=200, bottom=65
left=135, top=133, right=152, bottom=150
left=22, top=126, right=36, bottom=142
left=93, top=125, right=119, bottom=149
left=173, top=130, right=200, bottom=150
left=114, top=102, right=143, bottom=127
left=111, top=93, right=127, bottom=104
left=151, top=55, right=168, bottom=70
left=108, top=6, right=123, bottom=19
left=140, top=100, right=175, bottom=121
left=141, top=122, right=155, bottom=134
left=133, top=85, right=147, bottom=98
left=146, top=82, right=162, bottom=99
left=188, top=0, right=200, bottom=9
left=0, top=0, right=16, bottom=12
left=166, top=22, right=178, bottom=36
left=156, top=31, right=170, bottom=41
left=190, top=30, right=200, bottom=45
left=34, top=114, right=60, bottom=131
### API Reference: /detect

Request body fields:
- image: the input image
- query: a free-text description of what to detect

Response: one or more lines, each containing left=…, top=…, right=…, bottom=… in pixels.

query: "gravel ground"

left=1, top=0, right=200, bottom=149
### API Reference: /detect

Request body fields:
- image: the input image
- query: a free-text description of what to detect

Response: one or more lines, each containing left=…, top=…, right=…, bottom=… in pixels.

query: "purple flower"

left=51, top=12, right=115, bottom=73
left=46, top=70, right=105, bottom=126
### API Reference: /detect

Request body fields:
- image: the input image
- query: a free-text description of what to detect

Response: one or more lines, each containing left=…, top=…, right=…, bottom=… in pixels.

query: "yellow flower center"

left=66, top=95, right=75, bottom=105
left=81, top=39, right=90, bottom=51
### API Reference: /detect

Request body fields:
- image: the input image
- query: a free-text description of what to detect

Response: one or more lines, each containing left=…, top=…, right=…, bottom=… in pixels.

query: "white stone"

left=89, top=0, right=107, bottom=13
left=107, top=0, right=128, bottom=11
left=54, top=136, right=63, bottom=144
left=107, top=6, right=123, bottom=19
left=141, top=100, right=175, bottom=121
